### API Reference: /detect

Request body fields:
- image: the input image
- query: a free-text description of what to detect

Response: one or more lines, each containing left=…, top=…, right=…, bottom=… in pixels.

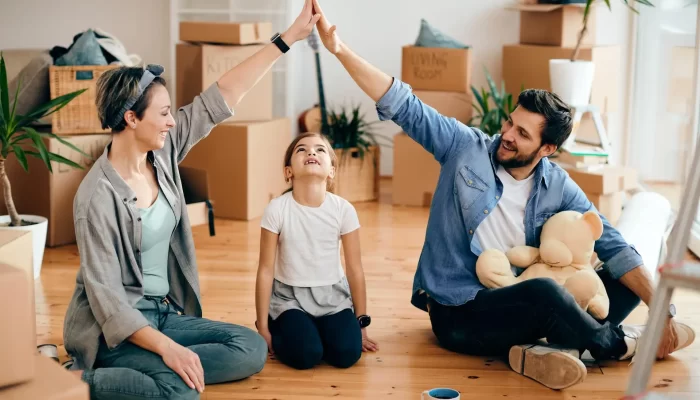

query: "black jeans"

left=428, top=268, right=641, bottom=361
left=269, top=308, right=362, bottom=370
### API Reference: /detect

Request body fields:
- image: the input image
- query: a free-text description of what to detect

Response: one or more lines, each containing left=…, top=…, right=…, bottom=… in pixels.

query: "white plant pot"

left=549, top=59, right=595, bottom=107
left=0, top=215, right=47, bottom=279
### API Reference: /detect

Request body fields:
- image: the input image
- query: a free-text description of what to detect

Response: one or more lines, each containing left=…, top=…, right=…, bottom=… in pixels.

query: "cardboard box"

left=0, top=355, right=88, bottom=399
left=510, top=4, right=597, bottom=48
left=414, top=90, right=472, bottom=124
left=179, top=166, right=213, bottom=232
left=179, top=21, right=272, bottom=45
left=180, top=119, right=291, bottom=220
left=176, top=43, right=273, bottom=123
left=401, top=45, right=472, bottom=93
left=560, top=164, right=638, bottom=195
left=0, top=230, right=37, bottom=340
left=502, top=44, right=620, bottom=113
left=334, top=147, right=380, bottom=203
left=0, top=134, right=111, bottom=247
left=0, top=264, right=34, bottom=389
left=586, top=191, right=624, bottom=225
left=393, top=133, right=441, bottom=207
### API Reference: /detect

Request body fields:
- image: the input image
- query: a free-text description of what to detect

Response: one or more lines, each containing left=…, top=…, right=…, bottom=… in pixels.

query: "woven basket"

left=49, top=65, right=117, bottom=135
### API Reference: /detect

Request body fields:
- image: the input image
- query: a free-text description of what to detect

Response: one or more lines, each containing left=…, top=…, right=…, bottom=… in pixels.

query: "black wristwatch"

left=357, top=315, right=371, bottom=328
left=271, top=32, right=290, bottom=54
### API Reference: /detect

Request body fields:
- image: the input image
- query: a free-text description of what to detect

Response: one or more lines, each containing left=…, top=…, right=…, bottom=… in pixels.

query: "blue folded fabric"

left=55, top=29, right=108, bottom=66
left=414, top=19, right=469, bottom=49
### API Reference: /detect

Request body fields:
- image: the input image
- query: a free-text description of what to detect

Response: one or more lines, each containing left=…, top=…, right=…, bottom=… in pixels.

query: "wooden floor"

left=35, top=179, right=700, bottom=399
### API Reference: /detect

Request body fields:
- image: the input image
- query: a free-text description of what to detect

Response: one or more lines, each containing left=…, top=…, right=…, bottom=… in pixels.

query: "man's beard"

left=497, top=145, right=540, bottom=169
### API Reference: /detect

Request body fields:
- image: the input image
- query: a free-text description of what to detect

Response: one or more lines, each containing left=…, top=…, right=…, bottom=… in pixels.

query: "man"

left=310, top=0, right=695, bottom=391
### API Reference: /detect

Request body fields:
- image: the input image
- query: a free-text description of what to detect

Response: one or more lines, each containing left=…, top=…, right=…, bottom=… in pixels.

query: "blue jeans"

left=82, top=297, right=267, bottom=400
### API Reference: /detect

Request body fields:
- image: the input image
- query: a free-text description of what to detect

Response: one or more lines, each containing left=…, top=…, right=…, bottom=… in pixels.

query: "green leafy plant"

left=571, top=0, right=654, bottom=61
left=323, top=104, right=391, bottom=166
left=469, top=68, right=517, bottom=136
left=0, top=52, right=90, bottom=227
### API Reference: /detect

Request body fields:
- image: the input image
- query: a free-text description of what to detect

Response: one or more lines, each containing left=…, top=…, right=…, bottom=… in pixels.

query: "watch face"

left=270, top=33, right=279, bottom=41
left=669, top=304, right=676, bottom=317
left=358, top=315, right=371, bottom=328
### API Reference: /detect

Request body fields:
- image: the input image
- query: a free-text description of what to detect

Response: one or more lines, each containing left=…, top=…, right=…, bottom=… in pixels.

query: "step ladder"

left=562, top=104, right=613, bottom=163
left=622, top=125, right=700, bottom=399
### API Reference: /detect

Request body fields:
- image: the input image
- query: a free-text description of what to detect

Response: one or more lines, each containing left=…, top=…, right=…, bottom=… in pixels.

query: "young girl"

left=255, top=132, right=378, bottom=370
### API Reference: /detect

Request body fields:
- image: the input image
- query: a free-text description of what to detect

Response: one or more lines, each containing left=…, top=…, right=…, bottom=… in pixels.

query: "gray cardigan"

left=63, top=83, right=233, bottom=370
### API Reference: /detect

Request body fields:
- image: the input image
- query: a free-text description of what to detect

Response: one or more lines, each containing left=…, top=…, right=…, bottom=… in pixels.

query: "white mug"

left=422, top=388, right=460, bottom=399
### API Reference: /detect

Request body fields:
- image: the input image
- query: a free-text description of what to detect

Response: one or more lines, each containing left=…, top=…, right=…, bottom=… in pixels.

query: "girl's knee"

left=285, top=338, right=324, bottom=370
left=325, top=339, right=362, bottom=369
left=328, top=346, right=361, bottom=369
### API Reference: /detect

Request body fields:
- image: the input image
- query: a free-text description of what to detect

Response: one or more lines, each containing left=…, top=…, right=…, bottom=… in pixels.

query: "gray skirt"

left=269, top=276, right=354, bottom=320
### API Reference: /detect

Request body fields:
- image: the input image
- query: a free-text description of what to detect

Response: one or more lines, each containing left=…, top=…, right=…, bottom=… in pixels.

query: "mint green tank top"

left=139, top=188, right=176, bottom=297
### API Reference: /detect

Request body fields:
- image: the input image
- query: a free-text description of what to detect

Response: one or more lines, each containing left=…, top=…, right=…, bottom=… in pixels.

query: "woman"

left=62, top=2, right=320, bottom=399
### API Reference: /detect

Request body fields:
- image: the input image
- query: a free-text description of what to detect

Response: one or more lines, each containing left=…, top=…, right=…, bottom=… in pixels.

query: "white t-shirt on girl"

left=261, top=191, right=361, bottom=287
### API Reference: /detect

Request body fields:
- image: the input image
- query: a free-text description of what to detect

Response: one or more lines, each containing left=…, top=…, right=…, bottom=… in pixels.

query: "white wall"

left=0, top=0, right=171, bottom=88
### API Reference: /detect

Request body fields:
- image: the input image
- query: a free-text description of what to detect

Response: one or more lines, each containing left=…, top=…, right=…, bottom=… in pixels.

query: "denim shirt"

left=376, top=78, right=644, bottom=312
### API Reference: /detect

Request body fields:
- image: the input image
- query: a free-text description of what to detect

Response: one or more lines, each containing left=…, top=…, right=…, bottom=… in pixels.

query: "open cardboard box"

left=179, top=118, right=291, bottom=221
left=179, top=166, right=215, bottom=236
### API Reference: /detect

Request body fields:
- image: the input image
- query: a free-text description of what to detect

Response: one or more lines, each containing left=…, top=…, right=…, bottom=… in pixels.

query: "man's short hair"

left=516, top=89, right=573, bottom=149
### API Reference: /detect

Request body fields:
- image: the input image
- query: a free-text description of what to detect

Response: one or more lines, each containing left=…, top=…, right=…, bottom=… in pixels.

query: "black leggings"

left=428, top=268, right=641, bottom=361
left=269, top=308, right=362, bottom=370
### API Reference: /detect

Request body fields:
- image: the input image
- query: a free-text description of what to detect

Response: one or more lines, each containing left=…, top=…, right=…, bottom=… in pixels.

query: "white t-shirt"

left=475, top=166, right=535, bottom=253
left=260, top=191, right=361, bottom=287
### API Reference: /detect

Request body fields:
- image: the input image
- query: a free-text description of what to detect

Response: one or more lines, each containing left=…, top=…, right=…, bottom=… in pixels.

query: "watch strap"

left=271, top=33, right=290, bottom=54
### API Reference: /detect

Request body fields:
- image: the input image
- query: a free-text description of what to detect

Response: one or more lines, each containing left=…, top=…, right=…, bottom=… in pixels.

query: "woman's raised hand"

left=282, top=0, right=321, bottom=45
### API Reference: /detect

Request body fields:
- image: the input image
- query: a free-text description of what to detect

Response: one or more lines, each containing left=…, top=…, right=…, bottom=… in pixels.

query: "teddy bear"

left=475, top=210, right=610, bottom=320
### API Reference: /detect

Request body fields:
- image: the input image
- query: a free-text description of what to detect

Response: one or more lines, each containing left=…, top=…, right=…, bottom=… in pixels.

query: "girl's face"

left=285, top=136, right=335, bottom=184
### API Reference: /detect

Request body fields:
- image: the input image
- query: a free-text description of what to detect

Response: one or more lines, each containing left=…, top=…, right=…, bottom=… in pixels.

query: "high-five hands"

left=311, top=0, right=343, bottom=55
left=283, top=0, right=322, bottom=45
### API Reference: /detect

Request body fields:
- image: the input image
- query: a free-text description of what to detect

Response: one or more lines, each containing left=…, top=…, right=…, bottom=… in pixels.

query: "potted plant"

left=549, top=0, right=654, bottom=106
left=322, top=104, right=390, bottom=202
left=469, top=68, right=518, bottom=136
left=0, top=52, right=89, bottom=278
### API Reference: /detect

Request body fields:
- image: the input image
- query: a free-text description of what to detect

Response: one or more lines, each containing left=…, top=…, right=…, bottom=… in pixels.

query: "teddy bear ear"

left=582, top=210, right=603, bottom=240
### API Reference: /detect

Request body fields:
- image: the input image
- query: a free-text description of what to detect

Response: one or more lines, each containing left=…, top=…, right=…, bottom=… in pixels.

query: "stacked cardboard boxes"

left=393, top=45, right=473, bottom=206
left=176, top=21, right=291, bottom=220
left=0, top=232, right=88, bottom=399
left=502, top=3, right=620, bottom=161
left=556, top=163, right=638, bottom=225
left=502, top=3, right=636, bottom=224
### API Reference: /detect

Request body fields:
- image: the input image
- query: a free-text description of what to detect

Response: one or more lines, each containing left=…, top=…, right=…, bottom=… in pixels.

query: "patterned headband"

left=107, top=64, right=164, bottom=129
